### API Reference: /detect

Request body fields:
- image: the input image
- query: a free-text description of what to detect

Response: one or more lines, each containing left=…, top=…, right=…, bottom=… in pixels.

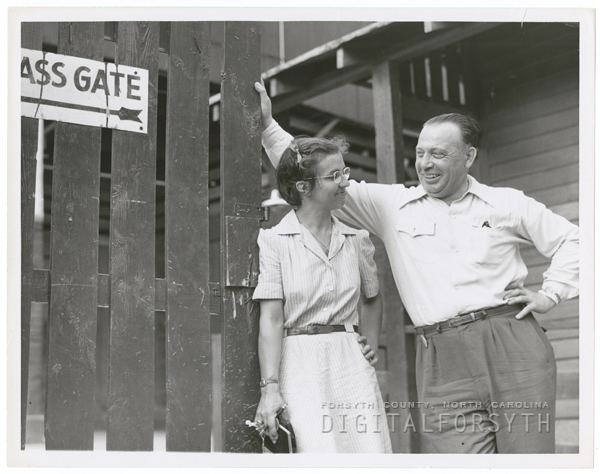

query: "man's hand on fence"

left=254, top=81, right=273, bottom=130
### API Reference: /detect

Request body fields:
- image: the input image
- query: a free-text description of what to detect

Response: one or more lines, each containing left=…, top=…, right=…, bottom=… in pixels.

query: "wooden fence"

left=21, top=21, right=263, bottom=452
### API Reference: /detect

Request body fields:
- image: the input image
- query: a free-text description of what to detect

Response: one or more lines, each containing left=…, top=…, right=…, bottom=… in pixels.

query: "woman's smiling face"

left=302, top=152, right=349, bottom=210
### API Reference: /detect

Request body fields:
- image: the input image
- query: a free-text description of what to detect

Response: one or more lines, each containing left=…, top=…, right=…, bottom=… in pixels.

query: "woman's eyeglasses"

left=303, top=167, right=351, bottom=184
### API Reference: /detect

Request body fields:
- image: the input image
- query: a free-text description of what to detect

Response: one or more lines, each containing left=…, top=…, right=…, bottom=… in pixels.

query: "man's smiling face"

left=415, top=121, right=477, bottom=204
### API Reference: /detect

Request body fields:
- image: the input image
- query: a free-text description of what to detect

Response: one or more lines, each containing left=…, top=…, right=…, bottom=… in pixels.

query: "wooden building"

left=21, top=20, right=579, bottom=453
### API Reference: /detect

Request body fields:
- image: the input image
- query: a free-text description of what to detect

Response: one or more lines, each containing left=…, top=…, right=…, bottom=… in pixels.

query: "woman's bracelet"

left=259, top=376, right=279, bottom=388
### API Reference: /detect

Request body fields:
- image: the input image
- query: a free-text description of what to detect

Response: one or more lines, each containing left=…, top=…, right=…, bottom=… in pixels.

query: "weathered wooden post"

left=220, top=22, right=263, bottom=452
left=44, top=23, right=104, bottom=450
left=164, top=22, right=212, bottom=452
left=372, top=62, right=406, bottom=184
left=20, top=22, right=43, bottom=450
left=371, top=60, right=413, bottom=453
left=107, top=22, right=159, bottom=451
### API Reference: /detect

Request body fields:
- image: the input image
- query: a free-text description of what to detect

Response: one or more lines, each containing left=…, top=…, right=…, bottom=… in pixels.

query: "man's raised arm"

left=254, top=81, right=392, bottom=237
left=255, top=82, right=292, bottom=168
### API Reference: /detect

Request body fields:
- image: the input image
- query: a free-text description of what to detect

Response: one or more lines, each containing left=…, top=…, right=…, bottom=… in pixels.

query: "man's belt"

left=284, top=324, right=359, bottom=337
left=415, top=303, right=524, bottom=338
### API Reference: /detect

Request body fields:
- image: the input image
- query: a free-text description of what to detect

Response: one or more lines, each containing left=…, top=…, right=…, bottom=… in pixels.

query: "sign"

left=21, top=48, right=148, bottom=134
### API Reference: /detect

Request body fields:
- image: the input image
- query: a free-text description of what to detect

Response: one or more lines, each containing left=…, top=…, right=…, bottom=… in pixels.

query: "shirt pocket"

left=395, top=220, right=441, bottom=263
left=467, top=215, right=514, bottom=265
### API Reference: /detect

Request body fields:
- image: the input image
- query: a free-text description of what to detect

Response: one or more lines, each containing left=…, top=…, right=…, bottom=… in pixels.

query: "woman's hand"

left=254, top=80, right=273, bottom=130
left=254, top=385, right=286, bottom=443
left=357, top=335, right=379, bottom=366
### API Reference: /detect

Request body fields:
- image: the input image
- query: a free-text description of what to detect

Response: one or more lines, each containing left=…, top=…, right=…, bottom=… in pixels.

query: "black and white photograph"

left=5, top=3, right=595, bottom=469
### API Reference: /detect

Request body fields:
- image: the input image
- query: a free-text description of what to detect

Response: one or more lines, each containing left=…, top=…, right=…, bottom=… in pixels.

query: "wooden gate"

left=21, top=21, right=263, bottom=452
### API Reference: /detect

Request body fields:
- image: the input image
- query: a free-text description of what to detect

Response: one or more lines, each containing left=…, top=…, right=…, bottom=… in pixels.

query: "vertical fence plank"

left=371, top=60, right=412, bottom=453
left=164, top=22, right=211, bottom=452
left=220, top=22, right=262, bottom=453
left=398, top=62, right=412, bottom=96
left=44, top=22, right=104, bottom=450
left=21, top=22, right=43, bottom=450
left=107, top=21, right=159, bottom=451
left=429, top=52, right=444, bottom=102
left=458, top=41, right=478, bottom=110
left=444, top=46, right=460, bottom=105
left=412, top=57, right=427, bottom=99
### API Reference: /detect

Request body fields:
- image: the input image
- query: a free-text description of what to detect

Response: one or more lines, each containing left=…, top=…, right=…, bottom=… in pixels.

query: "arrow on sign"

left=21, top=96, right=143, bottom=123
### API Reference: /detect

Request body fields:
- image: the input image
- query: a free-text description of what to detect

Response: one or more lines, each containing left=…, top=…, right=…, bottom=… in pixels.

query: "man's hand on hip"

left=503, top=283, right=557, bottom=319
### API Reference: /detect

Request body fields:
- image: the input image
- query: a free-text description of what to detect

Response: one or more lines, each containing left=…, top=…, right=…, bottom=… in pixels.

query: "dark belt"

left=284, top=324, right=359, bottom=337
left=414, top=303, right=524, bottom=339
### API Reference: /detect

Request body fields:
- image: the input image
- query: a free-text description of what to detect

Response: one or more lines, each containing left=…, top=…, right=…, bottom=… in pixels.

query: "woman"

left=252, top=131, right=392, bottom=453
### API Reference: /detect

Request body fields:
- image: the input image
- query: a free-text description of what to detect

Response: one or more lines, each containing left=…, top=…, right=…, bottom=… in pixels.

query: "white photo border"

left=4, top=3, right=595, bottom=470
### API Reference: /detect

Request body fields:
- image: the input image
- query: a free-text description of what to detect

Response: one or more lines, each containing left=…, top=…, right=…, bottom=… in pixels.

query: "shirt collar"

left=274, top=210, right=358, bottom=235
left=332, top=215, right=359, bottom=235
left=273, top=210, right=302, bottom=234
left=397, top=184, right=427, bottom=209
left=397, top=175, right=497, bottom=209
left=464, top=175, right=497, bottom=207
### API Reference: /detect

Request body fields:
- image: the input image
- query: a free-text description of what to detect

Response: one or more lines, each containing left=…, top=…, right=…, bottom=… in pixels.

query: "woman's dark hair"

left=276, top=136, right=348, bottom=207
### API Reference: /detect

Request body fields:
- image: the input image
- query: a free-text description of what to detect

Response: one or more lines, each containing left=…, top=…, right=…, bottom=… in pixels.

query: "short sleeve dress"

left=252, top=210, right=392, bottom=453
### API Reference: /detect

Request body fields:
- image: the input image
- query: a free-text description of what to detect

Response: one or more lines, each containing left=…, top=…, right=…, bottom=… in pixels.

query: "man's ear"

left=465, top=146, right=478, bottom=170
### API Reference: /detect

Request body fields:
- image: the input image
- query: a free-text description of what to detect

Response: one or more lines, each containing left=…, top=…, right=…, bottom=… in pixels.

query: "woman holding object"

left=252, top=82, right=391, bottom=453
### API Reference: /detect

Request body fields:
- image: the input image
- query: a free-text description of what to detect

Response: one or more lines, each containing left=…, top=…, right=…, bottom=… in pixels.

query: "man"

left=254, top=83, right=579, bottom=453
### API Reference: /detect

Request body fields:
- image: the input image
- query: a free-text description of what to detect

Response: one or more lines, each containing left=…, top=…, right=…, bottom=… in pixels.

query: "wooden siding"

left=481, top=67, right=579, bottom=453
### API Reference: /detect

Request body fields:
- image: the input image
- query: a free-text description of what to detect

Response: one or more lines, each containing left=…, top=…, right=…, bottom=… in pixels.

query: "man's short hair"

left=424, top=113, right=481, bottom=148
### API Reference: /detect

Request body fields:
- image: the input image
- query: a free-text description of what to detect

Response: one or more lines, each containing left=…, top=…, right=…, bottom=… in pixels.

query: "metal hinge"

left=233, top=201, right=269, bottom=221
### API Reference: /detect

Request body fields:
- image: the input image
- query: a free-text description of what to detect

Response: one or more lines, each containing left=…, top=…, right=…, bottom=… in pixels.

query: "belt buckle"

left=447, top=317, right=460, bottom=328
left=450, top=312, right=475, bottom=328
left=305, top=325, right=318, bottom=335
